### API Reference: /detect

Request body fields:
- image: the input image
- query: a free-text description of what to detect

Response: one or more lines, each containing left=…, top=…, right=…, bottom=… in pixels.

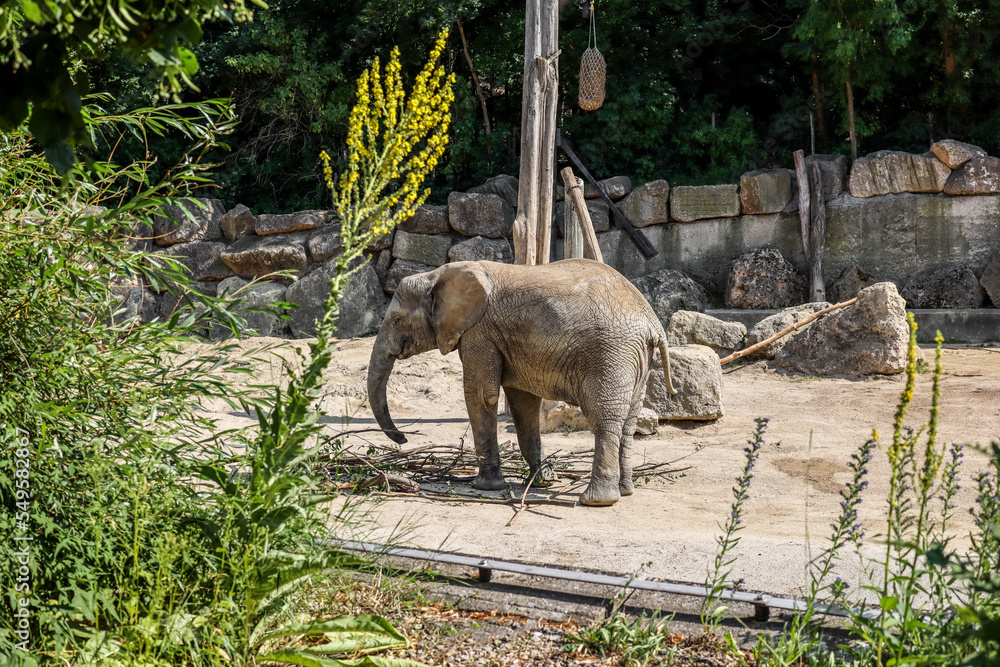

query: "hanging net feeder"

left=578, top=1, right=606, bottom=111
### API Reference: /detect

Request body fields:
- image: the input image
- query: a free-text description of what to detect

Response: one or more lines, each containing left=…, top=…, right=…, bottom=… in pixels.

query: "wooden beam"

left=560, top=166, right=603, bottom=262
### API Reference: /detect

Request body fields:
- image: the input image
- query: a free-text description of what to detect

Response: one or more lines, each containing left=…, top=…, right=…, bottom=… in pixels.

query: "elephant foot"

left=619, top=477, right=635, bottom=496
left=471, top=473, right=508, bottom=491
left=580, top=480, right=621, bottom=507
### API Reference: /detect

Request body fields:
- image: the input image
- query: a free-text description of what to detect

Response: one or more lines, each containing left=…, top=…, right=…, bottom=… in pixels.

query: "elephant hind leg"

left=504, top=387, right=554, bottom=486
left=618, top=398, right=644, bottom=497
left=580, top=417, right=625, bottom=506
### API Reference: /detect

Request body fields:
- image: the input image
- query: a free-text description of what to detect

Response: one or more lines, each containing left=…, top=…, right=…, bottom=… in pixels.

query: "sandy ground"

left=201, top=337, right=1000, bottom=601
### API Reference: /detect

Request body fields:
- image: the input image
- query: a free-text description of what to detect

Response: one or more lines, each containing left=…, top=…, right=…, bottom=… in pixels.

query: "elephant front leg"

left=463, top=355, right=506, bottom=491
left=581, top=418, right=625, bottom=506
left=504, top=387, right=555, bottom=487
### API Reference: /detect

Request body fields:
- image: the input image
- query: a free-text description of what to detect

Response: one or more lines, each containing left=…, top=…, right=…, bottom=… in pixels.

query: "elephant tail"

left=658, top=338, right=679, bottom=395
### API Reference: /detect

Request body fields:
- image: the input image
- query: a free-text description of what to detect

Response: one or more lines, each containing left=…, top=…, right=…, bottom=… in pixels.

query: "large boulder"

left=740, top=170, right=792, bottom=215
left=726, top=248, right=807, bottom=308
left=307, top=224, right=343, bottom=262
left=585, top=175, right=632, bottom=200
left=981, top=252, right=1000, bottom=306
left=155, top=241, right=232, bottom=282
left=555, top=198, right=611, bottom=235
left=930, top=139, right=987, bottom=170
left=255, top=210, right=327, bottom=236
left=775, top=283, right=911, bottom=376
left=900, top=264, right=986, bottom=308
left=373, top=249, right=393, bottom=290
left=828, top=265, right=878, bottom=304
left=213, top=277, right=287, bottom=339
left=943, top=157, right=1000, bottom=195
left=630, top=269, right=710, bottom=330
left=539, top=399, right=590, bottom=433
left=468, top=175, right=519, bottom=209
left=220, top=204, right=255, bottom=242
left=670, top=184, right=741, bottom=222
left=645, top=345, right=724, bottom=421
left=156, top=281, right=218, bottom=322
left=744, top=302, right=832, bottom=360
left=448, top=192, right=515, bottom=238
left=618, top=180, right=670, bottom=228
left=400, top=204, right=450, bottom=234
left=848, top=150, right=951, bottom=197
left=666, top=311, right=746, bottom=356
left=285, top=259, right=389, bottom=338
left=392, top=229, right=453, bottom=267
left=220, top=232, right=310, bottom=280
left=447, top=236, right=513, bottom=264
left=110, top=278, right=157, bottom=325
left=153, top=198, right=225, bottom=246
left=385, top=259, right=435, bottom=294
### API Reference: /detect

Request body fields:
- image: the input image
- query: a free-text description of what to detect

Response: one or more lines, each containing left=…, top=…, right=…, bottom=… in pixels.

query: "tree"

left=0, top=0, right=263, bottom=172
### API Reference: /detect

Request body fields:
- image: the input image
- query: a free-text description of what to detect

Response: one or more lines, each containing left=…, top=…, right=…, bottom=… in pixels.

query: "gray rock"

left=127, top=218, right=154, bottom=253
left=619, top=180, right=670, bottom=228
left=110, top=278, right=157, bottom=325
left=220, top=204, right=255, bottom=242
left=374, top=249, right=393, bottom=290
left=635, top=407, right=659, bottom=435
left=539, top=399, right=589, bottom=433
left=900, top=264, right=986, bottom=308
left=630, top=269, right=710, bottom=330
left=726, top=247, right=807, bottom=308
left=393, top=229, right=453, bottom=267
left=285, top=259, right=389, bottom=339
left=776, top=283, right=911, bottom=376
left=585, top=175, right=632, bottom=200
left=386, top=259, right=435, bottom=294
left=555, top=198, right=610, bottom=236
left=848, top=150, right=951, bottom=197
left=666, top=311, right=746, bottom=356
left=670, top=184, right=741, bottom=222
left=367, top=228, right=396, bottom=252
left=400, top=204, right=450, bottom=234
left=803, top=154, right=848, bottom=201
left=943, top=157, right=1000, bottom=195
left=740, top=169, right=792, bottom=215
left=829, top=265, right=878, bottom=304
left=981, top=252, right=1000, bottom=307
left=645, top=345, right=724, bottom=420
left=448, top=192, right=515, bottom=238
left=156, top=281, right=218, bottom=322
left=153, top=198, right=225, bottom=246
left=255, top=210, right=327, bottom=236
left=220, top=232, right=310, bottom=280
left=307, top=224, right=343, bottom=262
left=745, top=302, right=832, bottom=360
left=468, top=175, right=519, bottom=209
left=930, top=139, right=987, bottom=170
left=155, top=241, right=232, bottom=282
left=447, top=236, right=513, bottom=264
left=212, top=277, right=287, bottom=339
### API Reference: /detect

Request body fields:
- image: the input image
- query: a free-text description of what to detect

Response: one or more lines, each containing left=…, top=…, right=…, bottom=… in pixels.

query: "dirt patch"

left=202, top=338, right=1000, bottom=601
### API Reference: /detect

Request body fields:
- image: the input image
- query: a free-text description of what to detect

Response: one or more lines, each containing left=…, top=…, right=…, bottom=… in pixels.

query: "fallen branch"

left=719, top=297, right=858, bottom=366
left=507, top=452, right=559, bottom=527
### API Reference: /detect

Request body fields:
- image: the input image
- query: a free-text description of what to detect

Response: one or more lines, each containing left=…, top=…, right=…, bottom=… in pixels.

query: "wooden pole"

left=793, top=149, right=811, bottom=261
left=513, top=0, right=542, bottom=265
left=808, top=162, right=827, bottom=302
left=719, top=298, right=857, bottom=366
left=535, top=0, right=558, bottom=265
left=563, top=177, right=584, bottom=259
left=560, top=166, right=603, bottom=263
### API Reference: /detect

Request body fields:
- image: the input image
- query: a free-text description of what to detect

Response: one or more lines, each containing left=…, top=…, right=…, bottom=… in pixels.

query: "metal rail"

left=332, top=540, right=876, bottom=622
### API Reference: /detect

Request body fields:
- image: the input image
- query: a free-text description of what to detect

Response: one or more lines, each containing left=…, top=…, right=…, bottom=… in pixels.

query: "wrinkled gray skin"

left=367, top=259, right=677, bottom=506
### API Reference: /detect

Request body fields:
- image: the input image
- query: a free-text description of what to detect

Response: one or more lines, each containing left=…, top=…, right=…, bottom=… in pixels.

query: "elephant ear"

left=426, top=262, right=492, bottom=354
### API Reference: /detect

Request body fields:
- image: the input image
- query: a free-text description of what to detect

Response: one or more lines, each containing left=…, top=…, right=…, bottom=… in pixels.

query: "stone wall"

left=137, top=141, right=1000, bottom=339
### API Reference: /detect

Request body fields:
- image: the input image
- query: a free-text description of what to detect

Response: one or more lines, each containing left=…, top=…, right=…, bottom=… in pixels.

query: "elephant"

left=366, top=258, right=677, bottom=506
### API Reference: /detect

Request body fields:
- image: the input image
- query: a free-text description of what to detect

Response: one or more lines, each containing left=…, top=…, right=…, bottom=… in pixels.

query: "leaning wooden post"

left=563, top=178, right=585, bottom=259
left=793, top=149, right=811, bottom=264
left=560, top=166, right=603, bottom=263
left=808, top=162, right=827, bottom=302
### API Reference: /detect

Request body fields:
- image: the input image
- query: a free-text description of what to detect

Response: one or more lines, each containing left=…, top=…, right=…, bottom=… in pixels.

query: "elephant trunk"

left=658, top=339, right=678, bottom=395
left=368, top=330, right=407, bottom=444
